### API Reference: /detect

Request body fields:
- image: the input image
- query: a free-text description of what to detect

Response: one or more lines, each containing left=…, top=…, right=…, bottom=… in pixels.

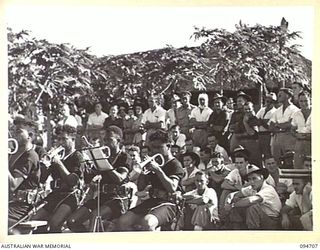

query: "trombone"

left=140, top=154, right=165, bottom=175
left=8, top=138, right=18, bottom=155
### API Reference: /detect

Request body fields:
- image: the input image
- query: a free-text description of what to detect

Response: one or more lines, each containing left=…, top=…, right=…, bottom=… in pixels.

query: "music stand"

left=92, top=176, right=104, bottom=232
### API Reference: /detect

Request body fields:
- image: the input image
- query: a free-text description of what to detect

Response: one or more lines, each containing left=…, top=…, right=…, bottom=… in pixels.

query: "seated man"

left=281, top=178, right=312, bottom=230
left=206, top=152, right=231, bottom=200
left=181, top=152, right=201, bottom=192
left=169, top=125, right=186, bottom=148
left=116, top=129, right=184, bottom=231
left=67, top=126, right=132, bottom=232
left=224, top=164, right=281, bottom=230
left=8, top=128, right=41, bottom=234
left=207, top=133, right=231, bottom=164
left=31, top=125, right=85, bottom=233
left=183, top=171, right=219, bottom=230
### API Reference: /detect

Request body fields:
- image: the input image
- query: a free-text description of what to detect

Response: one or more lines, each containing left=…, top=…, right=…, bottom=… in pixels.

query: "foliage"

left=191, top=19, right=311, bottom=90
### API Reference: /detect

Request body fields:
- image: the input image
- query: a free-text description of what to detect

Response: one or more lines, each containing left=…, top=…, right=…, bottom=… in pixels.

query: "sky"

left=5, top=5, right=314, bottom=59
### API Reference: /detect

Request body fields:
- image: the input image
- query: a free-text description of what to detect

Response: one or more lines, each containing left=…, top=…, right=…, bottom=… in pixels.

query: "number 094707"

left=300, top=244, right=318, bottom=248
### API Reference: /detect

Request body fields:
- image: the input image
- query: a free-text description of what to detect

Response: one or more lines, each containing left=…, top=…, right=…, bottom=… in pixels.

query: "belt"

left=10, top=189, right=41, bottom=205
left=101, top=184, right=131, bottom=197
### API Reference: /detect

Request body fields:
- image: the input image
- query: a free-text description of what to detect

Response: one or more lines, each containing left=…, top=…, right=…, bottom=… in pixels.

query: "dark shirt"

left=100, top=151, right=132, bottom=185
left=49, top=151, right=85, bottom=192
left=228, top=109, right=246, bottom=134
left=9, top=149, right=40, bottom=191
left=147, top=158, right=184, bottom=191
left=207, top=109, right=229, bottom=134
left=103, top=117, right=124, bottom=130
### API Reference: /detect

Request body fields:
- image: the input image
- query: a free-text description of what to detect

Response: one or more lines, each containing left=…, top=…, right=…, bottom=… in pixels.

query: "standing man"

left=291, top=91, right=311, bottom=169
left=256, top=92, right=277, bottom=158
left=269, top=88, right=299, bottom=165
left=207, top=93, right=229, bottom=151
left=86, top=101, right=108, bottom=143
left=116, top=130, right=184, bottom=231
left=141, top=95, right=167, bottom=146
left=291, top=81, right=310, bottom=107
left=189, top=93, right=213, bottom=147
left=228, top=91, right=251, bottom=153
left=176, top=91, right=196, bottom=140
left=166, top=94, right=181, bottom=129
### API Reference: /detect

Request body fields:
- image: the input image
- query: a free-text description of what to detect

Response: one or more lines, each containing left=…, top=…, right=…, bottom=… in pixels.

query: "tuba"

left=8, top=138, right=18, bottom=155
left=140, top=154, right=165, bottom=175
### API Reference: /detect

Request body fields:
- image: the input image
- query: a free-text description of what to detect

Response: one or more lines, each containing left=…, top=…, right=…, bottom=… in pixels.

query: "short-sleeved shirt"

left=172, top=133, right=186, bottom=148
left=285, top=188, right=312, bottom=214
left=181, top=167, right=199, bottom=192
left=184, top=187, right=218, bottom=220
left=256, top=107, right=277, bottom=132
left=99, top=151, right=132, bottom=185
left=190, top=107, right=213, bottom=122
left=256, top=181, right=282, bottom=217
left=50, top=151, right=85, bottom=192
left=291, top=110, right=312, bottom=133
left=87, top=112, right=108, bottom=127
left=141, top=107, right=167, bottom=129
left=269, top=104, right=299, bottom=124
left=58, top=116, right=78, bottom=128
left=147, top=158, right=184, bottom=191
left=207, top=110, right=229, bottom=132
left=9, top=149, right=40, bottom=191
left=103, top=116, right=124, bottom=130
left=229, top=109, right=246, bottom=133
left=176, top=104, right=196, bottom=129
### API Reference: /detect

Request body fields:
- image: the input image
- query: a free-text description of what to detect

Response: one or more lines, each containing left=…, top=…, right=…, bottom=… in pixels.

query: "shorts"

left=8, top=201, right=32, bottom=222
left=43, top=191, right=78, bottom=213
left=83, top=193, right=129, bottom=219
left=130, top=198, right=177, bottom=226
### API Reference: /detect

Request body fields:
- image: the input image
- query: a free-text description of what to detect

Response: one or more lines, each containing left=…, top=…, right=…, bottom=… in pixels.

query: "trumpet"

left=140, top=154, right=165, bottom=175
left=42, top=146, right=65, bottom=163
left=8, top=138, right=18, bottom=155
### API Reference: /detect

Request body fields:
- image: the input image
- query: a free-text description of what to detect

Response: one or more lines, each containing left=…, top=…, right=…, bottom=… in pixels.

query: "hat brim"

left=213, top=96, right=227, bottom=103
left=245, top=168, right=269, bottom=180
left=181, top=152, right=201, bottom=167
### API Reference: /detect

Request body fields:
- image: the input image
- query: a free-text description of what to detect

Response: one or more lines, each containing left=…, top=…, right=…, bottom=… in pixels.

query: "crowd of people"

left=8, top=80, right=312, bottom=234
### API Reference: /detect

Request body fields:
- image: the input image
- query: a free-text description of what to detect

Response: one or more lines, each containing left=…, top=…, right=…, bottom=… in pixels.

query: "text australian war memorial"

left=7, top=18, right=312, bottom=234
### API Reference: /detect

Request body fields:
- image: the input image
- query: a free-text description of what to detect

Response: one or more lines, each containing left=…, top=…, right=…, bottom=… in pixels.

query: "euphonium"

left=8, top=138, right=18, bottom=155
left=140, top=154, right=165, bottom=175
left=42, top=146, right=65, bottom=163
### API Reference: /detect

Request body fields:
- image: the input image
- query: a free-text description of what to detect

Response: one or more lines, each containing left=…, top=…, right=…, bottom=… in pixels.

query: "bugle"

left=140, top=153, right=165, bottom=175
left=8, top=138, right=18, bottom=155
left=42, top=146, right=65, bottom=163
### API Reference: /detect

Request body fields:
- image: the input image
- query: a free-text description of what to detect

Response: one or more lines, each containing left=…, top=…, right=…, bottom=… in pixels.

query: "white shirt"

left=291, top=110, right=312, bottom=133
left=172, top=133, right=186, bottom=148
left=214, top=144, right=231, bottom=164
left=142, top=106, right=167, bottom=127
left=58, top=116, right=78, bottom=128
left=87, top=112, right=108, bottom=127
left=166, top=108, right=177, bottom=128
left=225, top=168, right=243, bottom=186
left=286, top=185, right=312, bottom=214
left=256, top=181, right=282, bottom=217
left=181, top=167, right=199, bottom=192
left=190, top=106, right=213, bottom=122
left=256, top=107, right=277, bottom=131
left=184, top=187, right=218, bottom=220
left=269, top=104, right=299, bottom=124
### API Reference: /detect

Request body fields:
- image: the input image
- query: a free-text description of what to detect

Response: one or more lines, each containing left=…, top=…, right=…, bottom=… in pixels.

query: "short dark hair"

left=56, top=125, right=77, bottom=137
left=149, top=129, right=170, bottom=144
left=298, top=90, right=311, bottom=99
left=170, top=124, right=180, bottom=131
left=195, top=170, right=209, bottom=180
left=105, top=125, right=123, bottom=140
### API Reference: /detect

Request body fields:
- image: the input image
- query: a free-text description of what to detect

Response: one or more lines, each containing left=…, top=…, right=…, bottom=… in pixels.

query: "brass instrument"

left=8, top=138, right=18, bottom=155
left=41, top=146, right=65, bottom=165
left=140, top=153, right=165, bottom=175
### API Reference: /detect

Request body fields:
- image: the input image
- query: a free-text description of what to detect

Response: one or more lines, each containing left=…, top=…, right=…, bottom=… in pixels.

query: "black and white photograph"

left=3, top=1, right=318, bottom=245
